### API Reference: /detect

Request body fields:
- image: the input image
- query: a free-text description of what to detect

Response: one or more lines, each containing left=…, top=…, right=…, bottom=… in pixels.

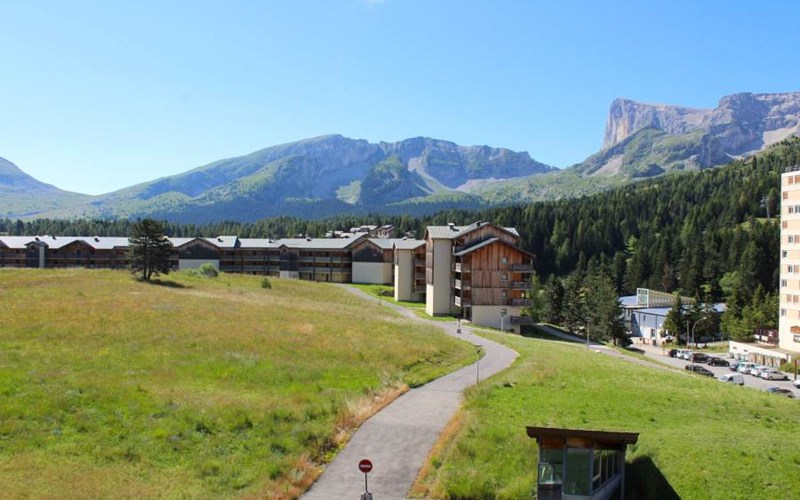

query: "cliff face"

left=603, top=99, right=711, bottom=149
left=584, top=92, right=800, bottom=179
left=604, top=92, right=800, bottom=152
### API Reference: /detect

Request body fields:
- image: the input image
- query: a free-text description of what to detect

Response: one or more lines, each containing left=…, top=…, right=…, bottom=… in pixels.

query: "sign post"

left=359, top=459, right=373, bottom=500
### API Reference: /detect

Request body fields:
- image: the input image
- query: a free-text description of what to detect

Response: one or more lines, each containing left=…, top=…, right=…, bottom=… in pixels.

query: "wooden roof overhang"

left=453, top=237, right=535, bottom=259
left=526, top=426, right=639, bottom=449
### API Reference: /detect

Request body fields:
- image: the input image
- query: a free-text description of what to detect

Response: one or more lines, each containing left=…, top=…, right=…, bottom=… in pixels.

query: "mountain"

left=0, top=156, right=90, bottom=218
left=4, top=135, right=554, bottom=222
left=575, top=92, right=800, bottom=178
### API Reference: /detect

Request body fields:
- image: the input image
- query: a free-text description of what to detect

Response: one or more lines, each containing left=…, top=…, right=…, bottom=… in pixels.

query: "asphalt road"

left=301, top=288, right=518, bottom=500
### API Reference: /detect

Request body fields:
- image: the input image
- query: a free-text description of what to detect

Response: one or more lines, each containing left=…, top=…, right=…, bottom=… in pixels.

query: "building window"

left=785, top=191, right=790, bottom=200
left=501, top=273, right=508, bottom=281
left=501, top=290, right=508, bottom=298
left=783, top=250, right=789, bottom=258
left=500, top=257, right=508, bottom=264
left=782, top=279, right=788, bottom=287
left=790, top=235, right=795, bottom=244
left=781, top=308, right=787, bottom=317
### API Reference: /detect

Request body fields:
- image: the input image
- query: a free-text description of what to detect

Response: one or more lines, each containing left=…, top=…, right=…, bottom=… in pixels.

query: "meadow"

left=413, top=333, right=800, bottom=499
left=0, top=269, right=474, bottom=498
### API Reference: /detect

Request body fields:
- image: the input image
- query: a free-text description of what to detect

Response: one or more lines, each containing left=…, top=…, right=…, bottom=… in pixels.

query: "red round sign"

left=358, top=459, right=373, bottom=473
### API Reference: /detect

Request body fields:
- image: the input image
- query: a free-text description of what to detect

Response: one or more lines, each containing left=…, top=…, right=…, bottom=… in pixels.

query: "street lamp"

left=473, top=344, right=483, bottom=384
left=689, top=316, right=708, bottom=367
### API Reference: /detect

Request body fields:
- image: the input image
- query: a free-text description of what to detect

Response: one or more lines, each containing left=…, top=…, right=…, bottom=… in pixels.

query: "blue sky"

left=1, top=0, right=798, bottom=194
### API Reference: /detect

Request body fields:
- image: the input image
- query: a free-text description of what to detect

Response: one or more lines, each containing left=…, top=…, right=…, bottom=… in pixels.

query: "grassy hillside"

left=0, top=269, right=474, bottom=498
left=414, top=333, right=800, bottom=499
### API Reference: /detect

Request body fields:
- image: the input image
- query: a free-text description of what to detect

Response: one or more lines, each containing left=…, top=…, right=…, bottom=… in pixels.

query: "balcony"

left=415, top=272, right=426, bottom=280
left=454, top=263, right=470, bottom=273
left=454, top=279, right=471, bottom=290
left=510, top=298, right=532, bottom=307
left=415, top=259, right=426, bottom=267
left=414, top=285, right=426, bottom=293
left=511, top=281, right=533, bottom=290
left=454, top=296, right=471, bottom=307
left=510, top=315, right=535, bottom=325
left=510, top=263, right=534, bottom=272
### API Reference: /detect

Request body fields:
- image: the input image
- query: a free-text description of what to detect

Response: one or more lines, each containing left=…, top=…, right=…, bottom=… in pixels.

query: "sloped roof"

left=393, top=238, right=425, bottom=250
left=453, top=237, right=534, bottom=258
left=425, top=221, right=519, bottom=240
left=277, top=234, right=366, bottom=250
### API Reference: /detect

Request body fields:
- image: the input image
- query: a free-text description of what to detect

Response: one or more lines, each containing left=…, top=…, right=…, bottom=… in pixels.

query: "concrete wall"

left=280, top=270, right=300, bottom=279
left=426, top=239, right=453, bottom=316
left=471, top=305, right=521, bottom=333
left=352, top=262, right=393, bottom=285
left=178, top=259, right=219, bottom=271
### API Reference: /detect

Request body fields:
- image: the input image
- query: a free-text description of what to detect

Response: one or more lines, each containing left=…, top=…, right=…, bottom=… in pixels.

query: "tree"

left=583, top=274, right=628, bottom=345
left=543, top=275, right=565, bottom=325
left=129, top=219, right=172, bottom=281
left=662, top=294, right=685, bottom=344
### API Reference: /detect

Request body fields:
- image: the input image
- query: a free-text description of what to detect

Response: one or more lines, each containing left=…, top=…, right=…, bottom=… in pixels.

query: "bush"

left=198, top=263, right=218, bottom=278
left=261, top=277, right=272, bottom=289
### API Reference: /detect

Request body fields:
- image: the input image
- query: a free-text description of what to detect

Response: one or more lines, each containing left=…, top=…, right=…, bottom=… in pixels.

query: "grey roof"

left=0, top=235, right=130, bottom=250
left=393, top=238, right=426, bottom=250
left=453, top=237, right=500, bottom=256
left=365, top=238, right=406, bottom=250
left=239, top=238, right=280, bottom=248
left=425, top=221, right=519, bottom=240
left=453, top=237, right=534, bottom=258
left=277, top=234, right=366, bottom=250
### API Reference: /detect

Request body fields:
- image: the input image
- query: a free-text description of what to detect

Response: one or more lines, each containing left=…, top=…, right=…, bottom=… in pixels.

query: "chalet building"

left=424, top=221, right=535, bottom=333
left=351, top=238, right=398, bottom=285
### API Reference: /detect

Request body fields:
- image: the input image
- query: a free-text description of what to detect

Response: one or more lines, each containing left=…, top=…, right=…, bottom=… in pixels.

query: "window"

left=501, top=273, right=508, bottom=281
left=783, top=250, right=789, bottom=258
left=790, top=235, right=795, bottom=244
left=564, top=448, right=591, bottom=496
left=785, top=191, right=790, bottom=200
left=501, top=290, right=508, bottom=298
left=781, top=308, right=787, bottom=317
left=782, top=279, right=788, bottom=287
left=500, top=256, right=508, bottom=264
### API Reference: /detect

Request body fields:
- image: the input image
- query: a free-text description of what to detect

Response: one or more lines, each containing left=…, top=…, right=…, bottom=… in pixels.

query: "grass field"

left=0, top=269, right=474, bottom=498
left=413, top=333, right=800, bottom=499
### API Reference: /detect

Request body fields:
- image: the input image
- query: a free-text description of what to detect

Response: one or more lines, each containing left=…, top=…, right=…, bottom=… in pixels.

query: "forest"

left=3, top=138, right=799, bottom=339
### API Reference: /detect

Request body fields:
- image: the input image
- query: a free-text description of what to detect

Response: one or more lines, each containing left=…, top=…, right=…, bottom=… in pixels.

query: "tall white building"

left=778, top=171, right=800, bottom=361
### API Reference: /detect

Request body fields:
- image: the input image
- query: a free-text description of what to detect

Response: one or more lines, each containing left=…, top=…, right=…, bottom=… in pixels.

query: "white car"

left=760, top=368, right=789, bottom=381
left=737, top=362, right=757, bottom=374
left=793, top=379, right=800, bottom=389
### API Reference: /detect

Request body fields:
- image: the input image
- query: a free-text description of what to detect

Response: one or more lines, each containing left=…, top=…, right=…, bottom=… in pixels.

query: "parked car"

left=760, top=368, right=789, bottom=381
left=749, top=365, right=767, bottom=377
left=668, top=348, right=679, bottom=358
left=689, top=353, right=708, bottom=363
left=719, top=373, right=744, bottom=385
left=794, top=379, right=800, bottom=389
left=737, top=362, right=757, bottom=374
left=766, top=387, right=795, bottom=398
left=677, top=350, right=693, bottom=360
left=707, top=357, right=730, bottom=367
left=685, top=364, right=714, bottom=377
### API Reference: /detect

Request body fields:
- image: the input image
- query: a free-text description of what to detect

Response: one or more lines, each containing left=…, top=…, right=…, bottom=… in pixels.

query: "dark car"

left=685, top=364, right=714, bottom=377
left=766, top=387, right=796, bottom=398
left=707, top=357, right=730, bottom=367
left=668, top=348, right=679, bottom=358
left=689, top=353, right=708, bottom=363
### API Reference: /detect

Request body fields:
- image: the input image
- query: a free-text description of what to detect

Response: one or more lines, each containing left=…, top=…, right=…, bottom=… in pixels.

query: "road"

left=301, top=287, right=518, bottom=500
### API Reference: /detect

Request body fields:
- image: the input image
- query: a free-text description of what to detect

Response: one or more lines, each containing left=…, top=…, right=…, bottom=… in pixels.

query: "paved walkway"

left=302, top=288, right=518, bottom=500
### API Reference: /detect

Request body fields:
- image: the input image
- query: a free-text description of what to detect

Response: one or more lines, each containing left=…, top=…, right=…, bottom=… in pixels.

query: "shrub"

left=261, top=277, right=272, bottom=289
left=198, top=263, right=218, bottom=278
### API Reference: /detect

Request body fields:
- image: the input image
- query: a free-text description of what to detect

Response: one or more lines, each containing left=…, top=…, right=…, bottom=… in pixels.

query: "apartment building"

left=424, top=221, right=535, bottom=333
left=777, top=171, right=800, bottom=362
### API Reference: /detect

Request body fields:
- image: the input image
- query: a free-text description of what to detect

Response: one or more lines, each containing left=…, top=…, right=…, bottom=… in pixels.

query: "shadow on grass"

left=137, top=278, right=189, bottom=289
left=625, top=455, right=680, bottom=500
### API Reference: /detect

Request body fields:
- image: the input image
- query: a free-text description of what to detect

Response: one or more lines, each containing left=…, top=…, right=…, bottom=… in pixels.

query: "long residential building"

left=776, top=171, right=800, bottom=363
left=0, top=220, right=534, bottom=332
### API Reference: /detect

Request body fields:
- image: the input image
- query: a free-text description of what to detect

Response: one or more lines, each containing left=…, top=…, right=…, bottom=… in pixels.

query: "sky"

left=1, top=0, right=798, bottom=195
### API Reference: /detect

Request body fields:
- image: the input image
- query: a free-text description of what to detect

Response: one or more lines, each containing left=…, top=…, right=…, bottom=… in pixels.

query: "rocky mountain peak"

left=603, top=98, right=711, bottom=149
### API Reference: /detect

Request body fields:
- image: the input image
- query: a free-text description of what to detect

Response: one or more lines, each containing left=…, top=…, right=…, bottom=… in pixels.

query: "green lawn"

left=414, top=332, right=800, bottom=499
left=0, top=269, right=474, bottom=498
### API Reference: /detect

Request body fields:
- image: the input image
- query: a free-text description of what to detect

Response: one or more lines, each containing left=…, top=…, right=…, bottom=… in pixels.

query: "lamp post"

left=689, top=316, right=707, bottom=367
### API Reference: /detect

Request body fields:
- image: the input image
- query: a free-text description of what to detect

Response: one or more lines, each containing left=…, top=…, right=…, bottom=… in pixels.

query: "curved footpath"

left=302, top=287, right=518, bottom=500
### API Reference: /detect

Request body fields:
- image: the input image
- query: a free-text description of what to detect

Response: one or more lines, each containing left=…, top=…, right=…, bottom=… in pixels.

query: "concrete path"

left=302, top=287, right=518, bottom=500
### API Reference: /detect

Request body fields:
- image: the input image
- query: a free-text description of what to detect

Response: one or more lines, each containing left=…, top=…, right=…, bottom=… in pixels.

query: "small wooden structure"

left=526, top=426, right=639, bottom=500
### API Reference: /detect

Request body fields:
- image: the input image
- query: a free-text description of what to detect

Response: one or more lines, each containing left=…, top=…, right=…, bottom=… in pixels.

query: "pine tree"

left=129, top=219, right=173, bottom=281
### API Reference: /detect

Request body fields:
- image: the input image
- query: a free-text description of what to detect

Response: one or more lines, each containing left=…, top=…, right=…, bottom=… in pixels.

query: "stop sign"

left=358, top=459, right=373, bottom=473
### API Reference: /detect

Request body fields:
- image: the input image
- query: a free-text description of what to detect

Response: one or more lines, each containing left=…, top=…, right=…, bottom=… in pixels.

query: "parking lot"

left=633, top=343, right=799, bottom=397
